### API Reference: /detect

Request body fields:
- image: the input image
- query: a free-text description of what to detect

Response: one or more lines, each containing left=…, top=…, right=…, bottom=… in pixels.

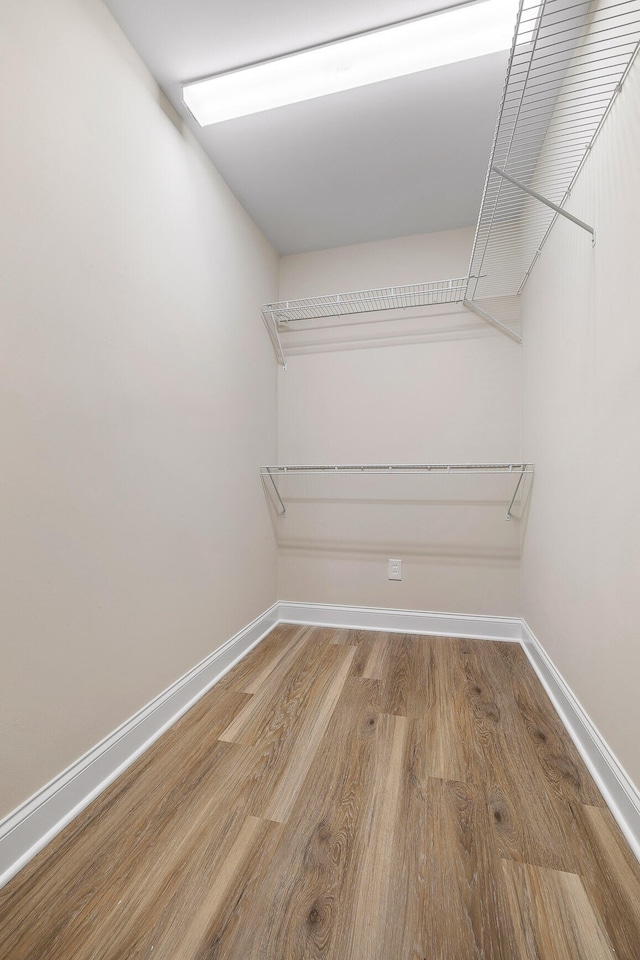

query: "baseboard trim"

left=277, top=600, right=522, bottom=642
left=0, top=602, right=280, bottom=890
left=520, top=618, right=640, bottom=862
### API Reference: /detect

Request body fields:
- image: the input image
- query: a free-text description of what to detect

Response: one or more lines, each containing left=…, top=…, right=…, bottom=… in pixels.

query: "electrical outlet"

left=388, top=559, right=402, bottom=580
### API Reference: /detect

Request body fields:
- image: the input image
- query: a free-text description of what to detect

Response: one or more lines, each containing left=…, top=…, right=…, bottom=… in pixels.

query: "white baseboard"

left=0, top=603, right=280, bottom=890
left=2, top=601, right=638, bottom=890
left=519, top=619, right=640, bottom=862
left=278, top=600, right=522, bottom=642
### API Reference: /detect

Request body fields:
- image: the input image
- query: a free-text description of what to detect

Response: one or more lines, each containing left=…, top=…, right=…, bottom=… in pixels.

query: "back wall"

left=276, top=229, right=523, bottom=615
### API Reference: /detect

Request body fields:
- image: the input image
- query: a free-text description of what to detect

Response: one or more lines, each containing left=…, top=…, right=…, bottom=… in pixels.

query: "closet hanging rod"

left=261, top=463, right=534, bottom=521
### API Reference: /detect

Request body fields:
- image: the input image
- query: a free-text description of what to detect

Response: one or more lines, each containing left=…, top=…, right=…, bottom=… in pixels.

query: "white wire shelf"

left=263, top=279, right=468, bottom=323
left=467, top=0, right=640, bottom=300
left=261, top=279, right=523, bottom=366
left=261, top=462, right=534, bottom=521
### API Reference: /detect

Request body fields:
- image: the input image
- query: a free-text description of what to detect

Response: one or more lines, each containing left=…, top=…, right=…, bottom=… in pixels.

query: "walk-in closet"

left=1, top=0, right=639, bottom=955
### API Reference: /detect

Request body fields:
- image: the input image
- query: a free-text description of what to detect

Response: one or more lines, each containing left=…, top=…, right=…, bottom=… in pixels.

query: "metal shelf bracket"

left=263, top=466, right=287, bottom=517
left=463, top=299, right=522, bottom=344
left=491, top=166, right=595, bottom=246
left=505, top=467, right=526, bottom=521
left=261, top=308, right=287, bottom=369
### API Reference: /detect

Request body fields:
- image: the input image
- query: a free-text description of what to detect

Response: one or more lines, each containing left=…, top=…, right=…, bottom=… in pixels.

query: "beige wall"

left=521, top=55, right=640, bottom=787
left=277, top=230, right=523, bottom=614
left=0, top=0, right=279, bottom=818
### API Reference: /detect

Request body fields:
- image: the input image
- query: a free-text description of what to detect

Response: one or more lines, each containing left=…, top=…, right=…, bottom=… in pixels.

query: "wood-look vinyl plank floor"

left=232, top=622, right=310, bottom=695
left=502, top=860, right=617, bottom=960
left=211, top=675, right=386, bottom=960
left=1, top=626, right=639, bottom=959
left=494, top=643, right=604, bottom=808
left=456, top=641, right=587, bottom=873
left=414, top=636, right=480, bottom=782
left=569, top=803, right=640, bottom=959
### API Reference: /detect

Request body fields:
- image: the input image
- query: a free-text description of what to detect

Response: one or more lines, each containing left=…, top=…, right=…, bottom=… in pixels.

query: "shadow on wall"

left=262, top=472, right=531, bottom=563
left=277, top=308, right=522, bottom=359
left=156, top=88, right=188, bottom=137
left=278, top=539, right=520, bottom=563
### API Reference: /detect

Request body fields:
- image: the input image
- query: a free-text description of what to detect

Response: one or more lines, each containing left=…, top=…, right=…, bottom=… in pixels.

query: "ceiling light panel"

left=183, top=0, right=519, bottom=125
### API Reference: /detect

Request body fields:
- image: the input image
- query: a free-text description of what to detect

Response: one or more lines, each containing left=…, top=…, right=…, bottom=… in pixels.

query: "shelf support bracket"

left=491, top=165, right=595, bottom=245
left=264, top=467, right=287, bottom=517
left=261, top=309, right=287, bottom=369
left=506, top=469, right=526, bottom=521
left=463, top=299, right=522, bottom=344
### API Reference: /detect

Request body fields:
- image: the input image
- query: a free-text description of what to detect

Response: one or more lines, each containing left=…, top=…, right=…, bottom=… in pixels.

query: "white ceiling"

left=103, top=0, right=511, bottom=254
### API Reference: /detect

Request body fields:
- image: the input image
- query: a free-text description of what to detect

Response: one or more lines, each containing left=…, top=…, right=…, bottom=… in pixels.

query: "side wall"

left=277, top=229, right=523, bottom=615
left=521, top=55, right=640, bottom=789
left=0, top=0, right=278, bottom=818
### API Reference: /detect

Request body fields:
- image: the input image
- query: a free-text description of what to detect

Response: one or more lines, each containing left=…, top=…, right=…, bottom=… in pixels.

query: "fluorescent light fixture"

left=183, top=0, right=520, bottom=126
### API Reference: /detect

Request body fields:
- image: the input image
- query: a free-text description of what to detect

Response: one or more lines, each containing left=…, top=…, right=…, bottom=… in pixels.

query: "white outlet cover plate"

left=388, top=559, right=402, bottom=580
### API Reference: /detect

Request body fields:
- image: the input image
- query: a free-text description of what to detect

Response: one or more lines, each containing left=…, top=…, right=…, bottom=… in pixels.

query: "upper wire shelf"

left=261, top=279, right=521, bottom=366
left=263, top=278, right=468, bottom=323
left=467, top=0, right=640, bottom=300
left=261, top=462, right=534, bottom=521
